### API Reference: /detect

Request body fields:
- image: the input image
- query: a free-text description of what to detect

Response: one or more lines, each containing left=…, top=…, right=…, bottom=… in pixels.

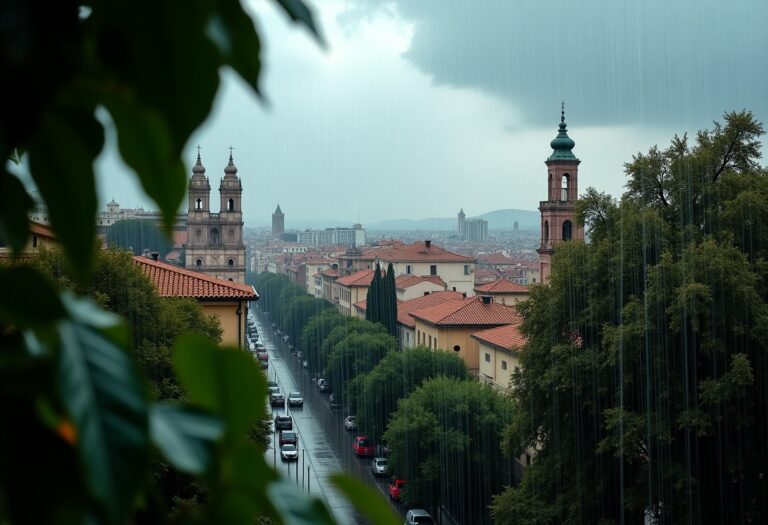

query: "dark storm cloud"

left=345, top=0, right=768, bottom=127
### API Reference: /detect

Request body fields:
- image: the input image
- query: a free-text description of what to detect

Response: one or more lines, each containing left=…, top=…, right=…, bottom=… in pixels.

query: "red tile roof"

left=30, top=222, right=56, bottom=238
left=398, top=290, right=465, bottom=327
left=394, top=274, right=446, bottom=290
left=337, top=268, right=383, bottom=287
left=471, top=323, right=526, bottom=352
left=365, top=241, right=474, bottom=263
left=474, top=278, right=529, bottom=294
left=410, top=296, right=521, bottom=327
left=318, top=268, right=340, bottom=277
left=133, top=256, right=258, bottom=300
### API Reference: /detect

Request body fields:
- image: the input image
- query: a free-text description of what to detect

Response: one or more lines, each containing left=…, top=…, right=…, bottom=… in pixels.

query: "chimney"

left=462, top=292, right=467, bottom=298
left=481, top=295, right=492, bottom=305
left=150, top=252, right=159, bottom=261
left=425, top=240, right=431, bottom=249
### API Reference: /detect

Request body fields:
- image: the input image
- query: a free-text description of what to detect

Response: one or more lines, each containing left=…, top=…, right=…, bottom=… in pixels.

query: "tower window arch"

left=544, top=220, right=550, bottom=244
left=195, top=258, right=202, bottom=268
left=228, top=198, right=234, bottom=211
left=196, top=198, right=202, bottom=210
left=228, top=258, right=234, bottom=267
left=561, top=174, right=569, bottom=201
left=195, top=228, right=201, bottom=240
left=563, top=220, right=573, bottom=241
left=210, top=228, right=220, bottom=245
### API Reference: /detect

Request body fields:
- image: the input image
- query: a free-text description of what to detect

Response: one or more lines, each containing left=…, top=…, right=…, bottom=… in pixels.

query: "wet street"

left=256, top=311, right=406, bottom=524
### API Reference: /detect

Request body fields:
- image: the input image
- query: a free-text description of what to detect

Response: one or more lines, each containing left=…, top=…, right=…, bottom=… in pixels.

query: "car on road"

left=288, top=391, right=304, bottom=407
left=269, top=392, right=285, bottom=407
left=274, top=414, right=293, bottom=430
left=279, top=430, right=297, bottom=446
left=280, top=443, right=298, bottom=462
left=404, top=509, right=435, bottom=525
left=371, top=457, right=388, bottom=477
left=388, top=478, right=406, bottom=501
left=329, top=394, right=342, bottom=411
left=267, top=381, right=279, bottom=395
left=353, top=436, right=374, bottom=457
left=256, top=350, right=268, bottom=362
left=317, top=378, right=332, bottom=393
left=344, top=415, right=357, bottom=431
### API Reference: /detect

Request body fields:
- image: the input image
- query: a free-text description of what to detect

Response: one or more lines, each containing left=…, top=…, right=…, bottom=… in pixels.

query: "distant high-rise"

left=458, top=208, right=465, bottom=239
left=513, top=220, right=519, bottom=232
left=537, top=104, right=584, bottom=282
left=272, top=204, right=285, bottom=237
left=457, top=208, right=487, bottom=241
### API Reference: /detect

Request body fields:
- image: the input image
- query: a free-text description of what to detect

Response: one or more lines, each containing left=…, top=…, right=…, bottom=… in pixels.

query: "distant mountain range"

left=247, top=209, right=539, bottom=231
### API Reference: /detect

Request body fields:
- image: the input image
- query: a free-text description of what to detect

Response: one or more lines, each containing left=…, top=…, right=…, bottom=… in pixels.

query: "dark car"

left=329, top=394, right=342, bottom=411
left=256, top=351, right=269, bottom=362
left=317, top=378, right=332, bottom=393
left=270, top=392, right=285, bottom=407
left=274, top=415, right=292, bottom=430
left=279, top=430, right=297, bottom=446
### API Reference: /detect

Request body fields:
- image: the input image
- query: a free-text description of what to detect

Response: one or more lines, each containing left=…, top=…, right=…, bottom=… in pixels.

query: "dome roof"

left=223, top=152, right=238, bottom=178
left=547, top=105, right=578, bottom=161
left=192, top=152, right=206, bottom=175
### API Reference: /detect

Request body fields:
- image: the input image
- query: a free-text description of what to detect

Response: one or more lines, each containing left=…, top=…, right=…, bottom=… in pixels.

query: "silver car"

left=280, top=443, right=298, bottom=462
left=371, top=457, right=388, bottom=477
left=288, top=391, right=304, bottom=407
left=404, top=509, right=435, bottom=525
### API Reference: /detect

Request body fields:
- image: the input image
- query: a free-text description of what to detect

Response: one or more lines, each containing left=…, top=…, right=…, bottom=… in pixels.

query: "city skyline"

left=68, top=1, right=768, bottom=222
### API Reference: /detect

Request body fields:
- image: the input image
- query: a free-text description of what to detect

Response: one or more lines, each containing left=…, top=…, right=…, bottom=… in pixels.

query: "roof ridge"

left=132, top=256, right=256, bottom=294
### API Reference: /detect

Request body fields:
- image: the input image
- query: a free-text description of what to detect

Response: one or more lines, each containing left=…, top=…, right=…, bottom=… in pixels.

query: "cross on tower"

left=228, top=145, right=234, bottom=160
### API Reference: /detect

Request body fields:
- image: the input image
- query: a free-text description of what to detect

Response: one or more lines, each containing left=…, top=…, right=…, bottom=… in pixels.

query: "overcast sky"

left=94, top=0, right=768, bottom=226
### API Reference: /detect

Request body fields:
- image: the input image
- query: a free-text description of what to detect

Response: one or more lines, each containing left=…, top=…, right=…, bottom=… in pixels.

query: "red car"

left=388, top=478, right=406, bottom=501
left=352, top=436, right=374, bottom=457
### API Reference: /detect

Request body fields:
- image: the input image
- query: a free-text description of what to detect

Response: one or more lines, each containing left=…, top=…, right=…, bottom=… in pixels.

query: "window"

left=406, top=265, right=412, bottom=274
left=195, top=228, right=201, bottom=240
left=428, top=335, right=432, bottom=347
left=229, top=228, right=234, bottom=240
left=196, top=198, right=202, bottom=210
left=32, top=235, right=38, bottom=248
left=501, top=360, right=507, bottom=370
left=228, top=258, right=234, bottom=267
left=485, top=353, right=491, bottom=363
left=228, top=198, right=234, bottom=211
left=544, top=220, right=549, bottom=244
left=453, top=345, right=460, bottom=352
left=464, top=264, right=470, bottom=275
left=430, top=265, right=437, bottom=275
left=195, top=259, right=202, bottom=267
left=563, top=220, right=572, bottom=241
left=210, top=228, right=220, bottom=245
left=561, top=174, right=569, bottom=201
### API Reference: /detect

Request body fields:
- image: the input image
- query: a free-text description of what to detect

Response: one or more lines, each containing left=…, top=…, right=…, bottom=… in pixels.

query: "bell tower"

left=537, top=104, right=584, bottom=282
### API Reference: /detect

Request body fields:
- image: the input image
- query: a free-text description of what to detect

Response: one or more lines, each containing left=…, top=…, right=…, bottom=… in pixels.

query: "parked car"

left=279, top=430, right=297, bottom=446
left=267, top=381, right=280, bottom=395
left=280, top=443, right=298, bottom=462
left=344, top=415, right=357, bottom=431
left=388, top=478, right=406, bottom=501
left=256, top=351, right=269, bottom=362
left=288, top=391, right=304, bottom=407
left=353, top=436, right=374, bottom=457
left=269, top=392, right=285, bottom=407
left=371, top=457, right=388, bottom=477
left=404, top=509, right=435, bottom=525
left=274, top=414, right=293, bottom=430
left=317, top=378, right=332, bottom=393
left=329, top=394, right=342, bottom=411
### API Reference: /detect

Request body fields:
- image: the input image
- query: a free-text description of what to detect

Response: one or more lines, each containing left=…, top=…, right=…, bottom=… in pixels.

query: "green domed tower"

left=537, top=104, right=584, bottom=282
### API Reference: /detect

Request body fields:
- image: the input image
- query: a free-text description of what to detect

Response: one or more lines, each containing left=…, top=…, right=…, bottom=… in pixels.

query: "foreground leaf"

left=330, top=473, right=400, bottom=525
left=209, top=0, right=263, bottom=95
left=0, top=266, right=65, bottom=328
left=56, top=294, right=149, bottom=524
left=267, top=480, right=336, bottom=525
left=274, top=0, right=325, bottom=45
left=149, top=403, right=223, bottom=475
left=173, top=334, right=266, bottom=437
left=0, top=171, right=33, bottom=254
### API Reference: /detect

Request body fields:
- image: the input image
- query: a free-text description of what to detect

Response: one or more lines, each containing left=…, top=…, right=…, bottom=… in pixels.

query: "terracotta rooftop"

left=474, top=278, right=529, bottom=294
left=133, top=256, right=258, bottom=300
left=410, top=296, right=521, bottom=327
left=365, top=241, right=474, bottom=263
left=398, top=290, right=465, bottom=327
left=471, top=323, right=526, bottom=353
left=318, top=268, right=340, bottom=277
left=337, top=268, right=383, bottom=287
left=30, top=222, right=56, bottom=238
left=395, top=274, right=446, bottom=290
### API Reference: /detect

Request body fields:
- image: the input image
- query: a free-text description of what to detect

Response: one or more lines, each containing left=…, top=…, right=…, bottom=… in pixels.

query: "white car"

left=288, top=391, right=304, bottom=407
left=371, top=457, right=388, bottom=476
left=280, top=443, right=298, bottom=461
left=344, top=415, right=358, bottom=431
left=404, top=509, right=435, bottom=525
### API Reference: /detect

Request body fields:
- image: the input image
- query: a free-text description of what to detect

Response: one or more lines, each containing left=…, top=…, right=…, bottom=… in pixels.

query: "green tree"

left=282, top=295, right=332, bottom=347
left=0, top=0, right=399, bottom=523
left=493, top=111, right=768, bottom=524
left=106, top=219, right=174, bottom=259
left=385, top=377, right=514, bottom=525
left=381, top=262, right=398, bottom=337
left=299, top=308, right=348, bottom=375
left=324, top=331, right=397, bottom=406
left=318, top=316, right=386, bottom=377
left=365, top=262, right=383, bottom=324
left=353, top=346, right=469, bottom=443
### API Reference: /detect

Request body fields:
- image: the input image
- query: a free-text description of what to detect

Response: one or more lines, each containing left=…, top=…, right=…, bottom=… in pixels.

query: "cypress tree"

left=365, top=262, right=382, bottom=323
left=383, top=263, right=397, bottom=337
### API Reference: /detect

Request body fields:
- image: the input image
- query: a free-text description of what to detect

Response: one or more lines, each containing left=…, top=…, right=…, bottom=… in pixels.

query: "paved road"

left=256, top=311, right=402, bottom=524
